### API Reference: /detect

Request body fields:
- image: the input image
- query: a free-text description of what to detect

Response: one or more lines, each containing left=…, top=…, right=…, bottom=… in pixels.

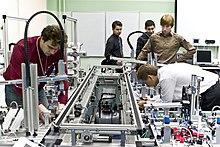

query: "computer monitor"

left=194, top=50, right=212, bottom=65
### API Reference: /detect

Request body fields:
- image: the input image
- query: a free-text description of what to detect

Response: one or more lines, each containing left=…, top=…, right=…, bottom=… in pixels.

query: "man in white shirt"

left=137, top=63, right=220, bottom=111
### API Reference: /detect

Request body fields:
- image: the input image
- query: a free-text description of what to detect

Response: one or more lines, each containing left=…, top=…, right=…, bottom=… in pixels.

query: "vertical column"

left=30, top=64, right=39, bottom=131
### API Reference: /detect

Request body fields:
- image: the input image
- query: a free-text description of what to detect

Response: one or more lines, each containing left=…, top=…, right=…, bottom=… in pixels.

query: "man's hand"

left=116, top=60, right=123, bottom=66
left=57, top=103, right=65, bottom=113
left=137, top=100, right=147, bottom=109
left=137, top=98, right=156, bottom=109
left=132, top=63, right=137, bottom=69
left=38, top=104, right=51, bottom=123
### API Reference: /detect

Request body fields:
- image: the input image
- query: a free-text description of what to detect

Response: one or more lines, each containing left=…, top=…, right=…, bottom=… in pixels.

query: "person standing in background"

left=136, top=20, right=155, bottom=59
left=137, top=14, right=196, bottom=64
left=103, top=20, right=123, bottom=66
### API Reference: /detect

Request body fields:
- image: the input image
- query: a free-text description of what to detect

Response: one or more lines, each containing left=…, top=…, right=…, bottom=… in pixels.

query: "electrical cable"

left=206, top=135, right=213, bottom=147
left=9, top=101, right=19, bottom=109
left=23, top=10, right=65, bottom=87
left=177, top=126, right=193, bottom=142
left=199, top=128, right=213, bottom=147
left=127, top=31, right=144, bottom=58
left=211, top=105, right=220, bottom=114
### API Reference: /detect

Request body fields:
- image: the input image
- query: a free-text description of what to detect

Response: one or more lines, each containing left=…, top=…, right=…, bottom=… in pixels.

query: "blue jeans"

left=5, top=85, right=49, bottom=108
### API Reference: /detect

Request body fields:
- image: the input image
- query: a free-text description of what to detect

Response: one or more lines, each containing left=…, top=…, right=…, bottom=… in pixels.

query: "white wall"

left=0, top=0, right=47, bottom=46
left=0, top=0, right=18, bottom=17
left=0, top=0, right=47, bottom=106
left=18, top=0, right=47, bottom=37
left=72, top=11, right=174, bottom=57
left=177, top=0, right=220, bottom=45
left=0, top=0, right=18, bottom=45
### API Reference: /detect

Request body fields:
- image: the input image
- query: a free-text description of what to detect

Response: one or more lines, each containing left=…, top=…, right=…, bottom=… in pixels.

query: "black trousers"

left=101, top=59, right=123, bottom=73
left=200, top=81, right=220, bottom=111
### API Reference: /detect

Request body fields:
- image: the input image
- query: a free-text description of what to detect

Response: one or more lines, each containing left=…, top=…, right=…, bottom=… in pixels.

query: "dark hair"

left=41, top=25, right=68, bottom=47
left=112, top=20, right=122, bottom=29
left=145, top=20, right=155, bottom=28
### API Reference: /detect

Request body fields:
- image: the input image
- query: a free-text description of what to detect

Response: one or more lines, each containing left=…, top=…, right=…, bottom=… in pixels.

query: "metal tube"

left=58, top=59, right=65, bottom=75
left=22, top=86, right=34, bottom=135
left=196, top=79, right=201, bottom=112
left=62, top=15, right=77, bottom=48
left=124, top=72, right=145, bottom=131
left=111, top=56, right=148, bottom=65
left=61, top=123, right=137, bottom=131
left=71, top=129, right=76, bottom=146
left=190, top=74, right=197, bottom=120
left=28, top=86, right=34, bottom=134
left=2, top=16, right=9, bottom=69
left=0, top=74, right=67, bottom=86
left=54, top=66, right=96, bottom=126
left=30, top=64, right=39, bottom=130
left=22, top=63, right=28, bottom=130
left=2, top=15, right=28, bottom=69
left=66, top=16, right=77, bottom=22
left=73, top=21, right=77, bottom=48
left=4, top=15, right=28, bottom=21
left=120, top=131, right=125, bottom=146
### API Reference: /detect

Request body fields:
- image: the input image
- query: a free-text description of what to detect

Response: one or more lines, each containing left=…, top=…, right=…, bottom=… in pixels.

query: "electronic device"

left=205, top=39, right=215, bottom=44
left=193, top=50, right=214, bottom=66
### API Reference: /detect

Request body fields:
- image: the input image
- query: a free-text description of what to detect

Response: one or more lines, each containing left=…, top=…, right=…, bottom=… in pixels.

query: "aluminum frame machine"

left=43, top=65, right=149, bottom=146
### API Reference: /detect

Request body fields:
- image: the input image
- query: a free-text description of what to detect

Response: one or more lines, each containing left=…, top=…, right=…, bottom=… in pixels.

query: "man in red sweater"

left=3, top=25, right=69, bottom=120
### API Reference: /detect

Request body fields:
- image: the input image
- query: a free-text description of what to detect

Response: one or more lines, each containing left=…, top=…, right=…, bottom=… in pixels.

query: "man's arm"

left=104, top=38, right=118, bottom=65
left=137, top=39, right=151, bottom=61
left=104, top=38, right=114, bottom=60
left=136, top=37, right=144, bottom=59
left=176, top=36, right=196, bottom=62
left=4, top=44, right=24, bottom=80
